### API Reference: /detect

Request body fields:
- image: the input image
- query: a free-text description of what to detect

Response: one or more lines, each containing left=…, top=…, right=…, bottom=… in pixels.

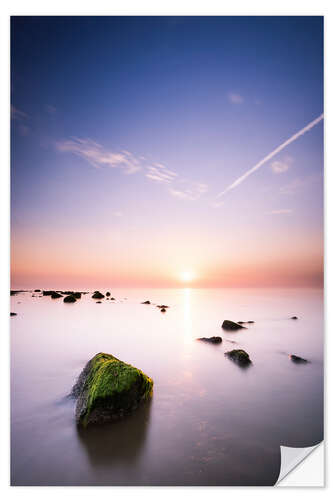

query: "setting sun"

left=180, top=271, right=195, bottom=283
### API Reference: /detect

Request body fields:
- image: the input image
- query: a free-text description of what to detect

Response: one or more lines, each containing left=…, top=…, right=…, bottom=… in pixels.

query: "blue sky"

left=11, top=16, right=324, bottom=288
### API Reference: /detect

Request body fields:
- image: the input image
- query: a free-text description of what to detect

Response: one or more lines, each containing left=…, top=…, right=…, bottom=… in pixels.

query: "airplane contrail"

left=216, top=113, right=324, bottom=198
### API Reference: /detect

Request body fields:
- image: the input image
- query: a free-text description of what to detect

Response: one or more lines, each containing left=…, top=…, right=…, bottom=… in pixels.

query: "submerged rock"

left=10, top=312, right=17, bottom=316
left=71, top=352, right=153, bottom=426
left=64, top=294, right=77, bottom=303
left=141, top=300, right=151, bottom=304
left=222, top=320, right=246, bottom=331
left=197, top=336, right=222, bottom=344
left=51, top=292, right=62, bottom=299
left=92, top=291, right=105, bottom=299
left=290, top=316, right=298, bottom=320
left=225, top=349, right=252, bottom=366
left=289, top=354, right=308, bottom=364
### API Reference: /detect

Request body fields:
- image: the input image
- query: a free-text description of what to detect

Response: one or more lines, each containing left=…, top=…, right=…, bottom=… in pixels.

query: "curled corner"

left=276, top=442, right=323, bottom=485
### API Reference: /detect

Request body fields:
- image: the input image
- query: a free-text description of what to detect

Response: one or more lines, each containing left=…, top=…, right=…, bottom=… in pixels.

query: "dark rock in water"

left=225, top=349, right=252, bottom=365
left=96, top=301, right=102, bottom=304
left=197, top=336, right=222, bottom=344
left=43, top=290, right=54, bottom=296
left=160, top=307, right=166, bottom=313
left=289, top=354, right=308, bottom=363
left=111, top=297, right=115, bottom=300
left=34, top=289, right=41, bottom=292
left=10, top=290, right=24, bottom=295
left=106, top=292, right=111, bottom=297
left=71, top=352, right=153, bottom=426
left=51, top=292, right=62, bottom=299
left=222, top=320, right=246, bottom=331
left=73, top=292, right=82, bottom=299
left=157, top=304, right=169, bottom=309
left=290, top=316, right=298, bottom=320
left=64, top=294, right=77, bottom=303
left=10, top=312, right=17, bottom=316
left=247, top=321, right=255, bottom=324
left=92, top=291, right=105, bottom=299
left=237, top=321, right=245, bottom=324
left=141, top=300, right=151, bottom=304
left=62, top=291, right=74, bottom=295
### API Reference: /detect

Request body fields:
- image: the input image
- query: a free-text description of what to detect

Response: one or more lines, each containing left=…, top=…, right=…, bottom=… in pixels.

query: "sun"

left=180, top=271, right=195, bottom=283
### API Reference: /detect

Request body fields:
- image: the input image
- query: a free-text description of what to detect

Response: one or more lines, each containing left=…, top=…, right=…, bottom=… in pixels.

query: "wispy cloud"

left=169, top=182, right=208, bottom=201
left=11, top=106, right=28, bottom=120
left=270, top=156, right=293, bottom=174
left=266, top=209, right=292, bottom=215
left=56, top=137, right=207, bottom=201
left=216, top=113, right=324, bottom=198
left=228, top=92, right=244, bottom=104
left=112, top=211, right=123, bottom=217
left=45, top=104, right=57, bottom=115
left=56, top=138, right=141, bottom=174
left=145, top=163, right=178, bottom=184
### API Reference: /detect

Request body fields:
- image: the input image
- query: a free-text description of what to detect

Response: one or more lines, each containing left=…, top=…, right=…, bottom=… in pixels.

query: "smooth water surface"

left=11, top=288, right=323, bottom=485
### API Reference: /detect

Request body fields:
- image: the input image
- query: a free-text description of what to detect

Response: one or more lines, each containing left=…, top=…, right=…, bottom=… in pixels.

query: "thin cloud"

left=266, top=209, right=292, bottom=215
left=11, top=106, right=28, bottom=120
left=56, top=138, right=141, bottom=174
left=145, top=163, right=178, bottom=184
left=228, top=92, right=244, bottom=104
left=169, top=182, right=208, bottom=201
left=216, top=113, right=324, bottom=198
left=271, top=156, right=293, bottom=174
left=112, top=211, right=123, bottom=217
left=56, top=137, right=207, bottom=201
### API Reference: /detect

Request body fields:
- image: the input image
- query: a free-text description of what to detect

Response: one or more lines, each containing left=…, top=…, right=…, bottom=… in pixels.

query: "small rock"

left=51, top=292, right=62, bottom=299
left=289, top=354, right=308, bottom=363
left=62, top=291, right=75, bottom=295
left=43, top=290, right=54, bottom=296
left=92, top=291, right=105, bottom=299
left=290, top=316, right=298, bottom=320
left=157, top=304, right=169, bottom=309
left=73, top=292, right=82, bottom=299
left=96, top=301, right=102, bottom=304
left=225, top=349, right=252, bottom=366
left=64, top=294, right=77, bottom=303
left=34, top=289, right=41, bottom=292
left=10, top=312, right=17, bottom=316
left=222, top=320, right=246, bottom=331
left=106, top=292, right=111, bottom=297
left=110, top=297, right=115, bottom=300
left=160, top=307, right=166, bottom=313
left=247, top=321, right=255, bottom=324
left=197, top=336, right=222, bottom=344
left=141, top=300, right=151, bottom=304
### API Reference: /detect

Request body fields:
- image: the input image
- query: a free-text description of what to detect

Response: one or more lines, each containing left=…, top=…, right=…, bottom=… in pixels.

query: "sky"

left=10, top=16, right=324, bottom=289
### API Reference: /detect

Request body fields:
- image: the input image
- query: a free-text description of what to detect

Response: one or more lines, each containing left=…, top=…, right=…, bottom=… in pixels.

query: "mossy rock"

left=225, top=349, right=252, bottom=366
left=71, top=352, right=153, bottom=427
left=64, top=294, right=77, bottom=303
left=222, top=319, right=246, bottom=331
left=92, top=291, right=105, bottom=299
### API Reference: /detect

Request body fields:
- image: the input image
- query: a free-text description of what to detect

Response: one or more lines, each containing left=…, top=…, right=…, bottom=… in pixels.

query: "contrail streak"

left=216, top=113, right=324, bottom=198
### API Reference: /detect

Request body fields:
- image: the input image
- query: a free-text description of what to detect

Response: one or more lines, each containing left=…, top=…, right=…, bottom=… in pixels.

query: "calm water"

left=10, top=288, right=323, bottom=486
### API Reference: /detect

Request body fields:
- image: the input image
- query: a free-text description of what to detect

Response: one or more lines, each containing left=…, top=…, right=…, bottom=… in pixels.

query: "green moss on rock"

left=72, top=352, right=153, bottom=426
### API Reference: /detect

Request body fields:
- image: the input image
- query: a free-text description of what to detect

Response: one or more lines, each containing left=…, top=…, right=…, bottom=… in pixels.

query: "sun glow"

left=180, top=271, right=195, bottom=283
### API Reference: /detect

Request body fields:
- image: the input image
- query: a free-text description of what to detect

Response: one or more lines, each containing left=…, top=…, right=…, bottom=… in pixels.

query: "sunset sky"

left=11, top=16, right=323, bottom=289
